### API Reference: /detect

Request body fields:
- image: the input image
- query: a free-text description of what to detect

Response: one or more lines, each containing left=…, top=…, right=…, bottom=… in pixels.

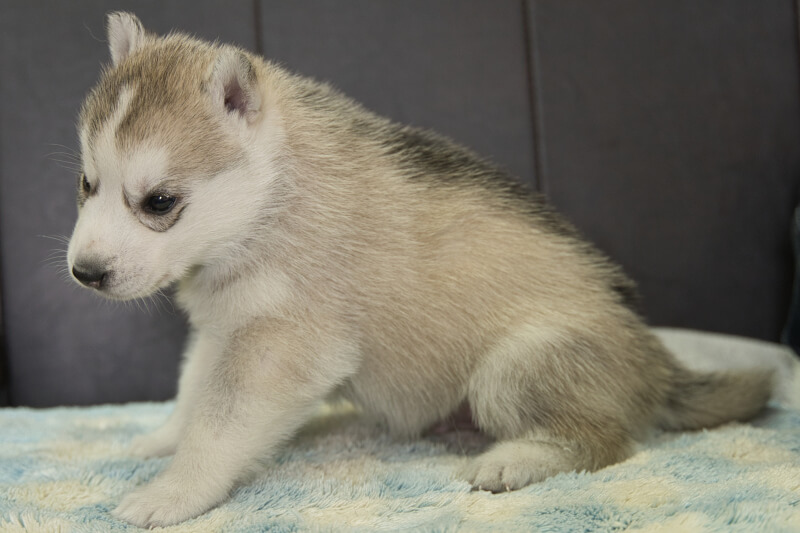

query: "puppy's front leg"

left=128, top=329, right=219, bottom=458
left=112, top=319, right=357, bottom=528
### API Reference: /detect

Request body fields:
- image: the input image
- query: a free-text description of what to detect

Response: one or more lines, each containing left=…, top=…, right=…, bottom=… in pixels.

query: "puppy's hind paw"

left=459, top=439, right=581, bottom=493
left=460, top=455, right=533, bottom=493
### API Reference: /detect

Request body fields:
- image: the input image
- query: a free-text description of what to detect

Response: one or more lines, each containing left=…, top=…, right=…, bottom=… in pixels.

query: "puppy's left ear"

left=210, top=50, right=262, bottom=124
left=107, top=12, right=146, bottom=66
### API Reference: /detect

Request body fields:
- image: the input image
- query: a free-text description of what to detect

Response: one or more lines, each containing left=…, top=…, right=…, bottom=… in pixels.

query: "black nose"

left=72, top=264, right=108, bottom=289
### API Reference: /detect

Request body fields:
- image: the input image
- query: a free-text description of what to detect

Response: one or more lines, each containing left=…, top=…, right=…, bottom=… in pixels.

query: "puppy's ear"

left=209, top=50, right=262, bottom=124
left=106, top=12, right=146, bottom=66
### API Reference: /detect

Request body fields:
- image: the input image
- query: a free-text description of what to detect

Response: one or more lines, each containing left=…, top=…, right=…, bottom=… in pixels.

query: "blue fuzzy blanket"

left=1, top=330, right=799, bottom=532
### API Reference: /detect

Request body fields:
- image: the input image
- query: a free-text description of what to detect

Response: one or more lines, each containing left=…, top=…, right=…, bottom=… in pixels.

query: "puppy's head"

left=68, top=12, right=281, bottom=299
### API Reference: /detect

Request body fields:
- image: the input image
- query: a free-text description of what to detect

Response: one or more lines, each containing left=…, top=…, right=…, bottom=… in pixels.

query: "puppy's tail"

left=658, top=366, right=774, bottom=431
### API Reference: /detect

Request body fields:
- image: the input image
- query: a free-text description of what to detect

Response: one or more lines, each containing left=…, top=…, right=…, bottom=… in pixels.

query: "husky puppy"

left=67, top=12, right=772, bottom=527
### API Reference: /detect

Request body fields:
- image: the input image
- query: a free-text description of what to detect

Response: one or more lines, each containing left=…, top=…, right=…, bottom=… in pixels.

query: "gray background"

left=1, top=1, right=798, bottom=407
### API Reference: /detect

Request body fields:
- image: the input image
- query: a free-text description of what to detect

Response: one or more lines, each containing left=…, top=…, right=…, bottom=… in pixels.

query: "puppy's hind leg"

left=462, top=327, right=657, bottom=492
left=460, top=431, right=627, bottom=492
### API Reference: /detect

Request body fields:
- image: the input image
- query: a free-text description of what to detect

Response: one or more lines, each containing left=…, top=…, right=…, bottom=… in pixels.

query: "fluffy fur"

left=66, top=13, right=773, bottom=527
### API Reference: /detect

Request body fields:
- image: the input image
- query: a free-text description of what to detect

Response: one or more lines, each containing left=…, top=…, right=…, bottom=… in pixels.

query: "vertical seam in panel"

left=0, top=21, right=8, bottom=404
left=253, top=0, right=264, bottom=55
left=522, top=0, right=548, bottom=196
left=0, top=267, right=8, bottom=406
left=0, top=150, right=9, bottom=406
left=795, top=0, right=800, bottom=205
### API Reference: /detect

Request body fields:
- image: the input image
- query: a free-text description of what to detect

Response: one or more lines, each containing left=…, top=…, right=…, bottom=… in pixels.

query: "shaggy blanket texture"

left=1, top=329, right=798, bottom=532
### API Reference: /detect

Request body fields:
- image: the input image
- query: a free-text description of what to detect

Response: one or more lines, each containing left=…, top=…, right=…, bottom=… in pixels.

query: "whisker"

left=49, top=162, right=83, bottom=173
left=144, top=293, right=162, bottom=315
left=45, top=143, right=80, bottom=154
left=47, top=159, right=82, bottom=168
left=43, top=259, right=69, bottom=269
left=152, top=289, right=176, bottom=314
left=140, top=296, right=152, bottom=316
left=39, top=234, right=72, bottom=244
left=44, top=151, right=81, bottom=161
left=83, top=22, right=106, bottom=44
left=46, top=248, right=69, bottom=258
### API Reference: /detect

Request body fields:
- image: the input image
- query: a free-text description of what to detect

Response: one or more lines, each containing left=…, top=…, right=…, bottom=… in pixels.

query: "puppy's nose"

left=72, top=263, right=108, bottom=289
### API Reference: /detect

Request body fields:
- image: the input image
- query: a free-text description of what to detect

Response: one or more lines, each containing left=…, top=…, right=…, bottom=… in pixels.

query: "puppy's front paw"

left=112, top=474, right=225, bottom=527
left=128, top=428, right=177, bottom=459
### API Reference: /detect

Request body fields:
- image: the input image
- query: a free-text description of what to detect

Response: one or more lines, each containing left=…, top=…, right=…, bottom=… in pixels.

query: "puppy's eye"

left=80, top=173, right=91, bottom=194
left=144, top=194, right=177, bottom=214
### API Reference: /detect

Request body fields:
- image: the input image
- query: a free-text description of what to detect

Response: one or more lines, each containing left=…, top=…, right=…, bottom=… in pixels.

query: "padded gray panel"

left=528, top=1, right=800, bottom=341
left=0, top=1, right=257, bottom=406
left=2, top=1, right=798, bottom=407
left=258, top=0, right=537, bottom=186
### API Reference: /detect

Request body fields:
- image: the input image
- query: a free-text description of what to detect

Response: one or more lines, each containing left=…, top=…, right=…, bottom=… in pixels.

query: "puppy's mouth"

left=109, top=273, right=174, bottom=301
left=71, top=264, right=174, bottom=301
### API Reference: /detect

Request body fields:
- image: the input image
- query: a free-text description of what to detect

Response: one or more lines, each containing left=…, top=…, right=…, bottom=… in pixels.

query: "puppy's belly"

left=332, top=373, right=469, bottom=436
left=427, top=401, right=479, bottom=434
